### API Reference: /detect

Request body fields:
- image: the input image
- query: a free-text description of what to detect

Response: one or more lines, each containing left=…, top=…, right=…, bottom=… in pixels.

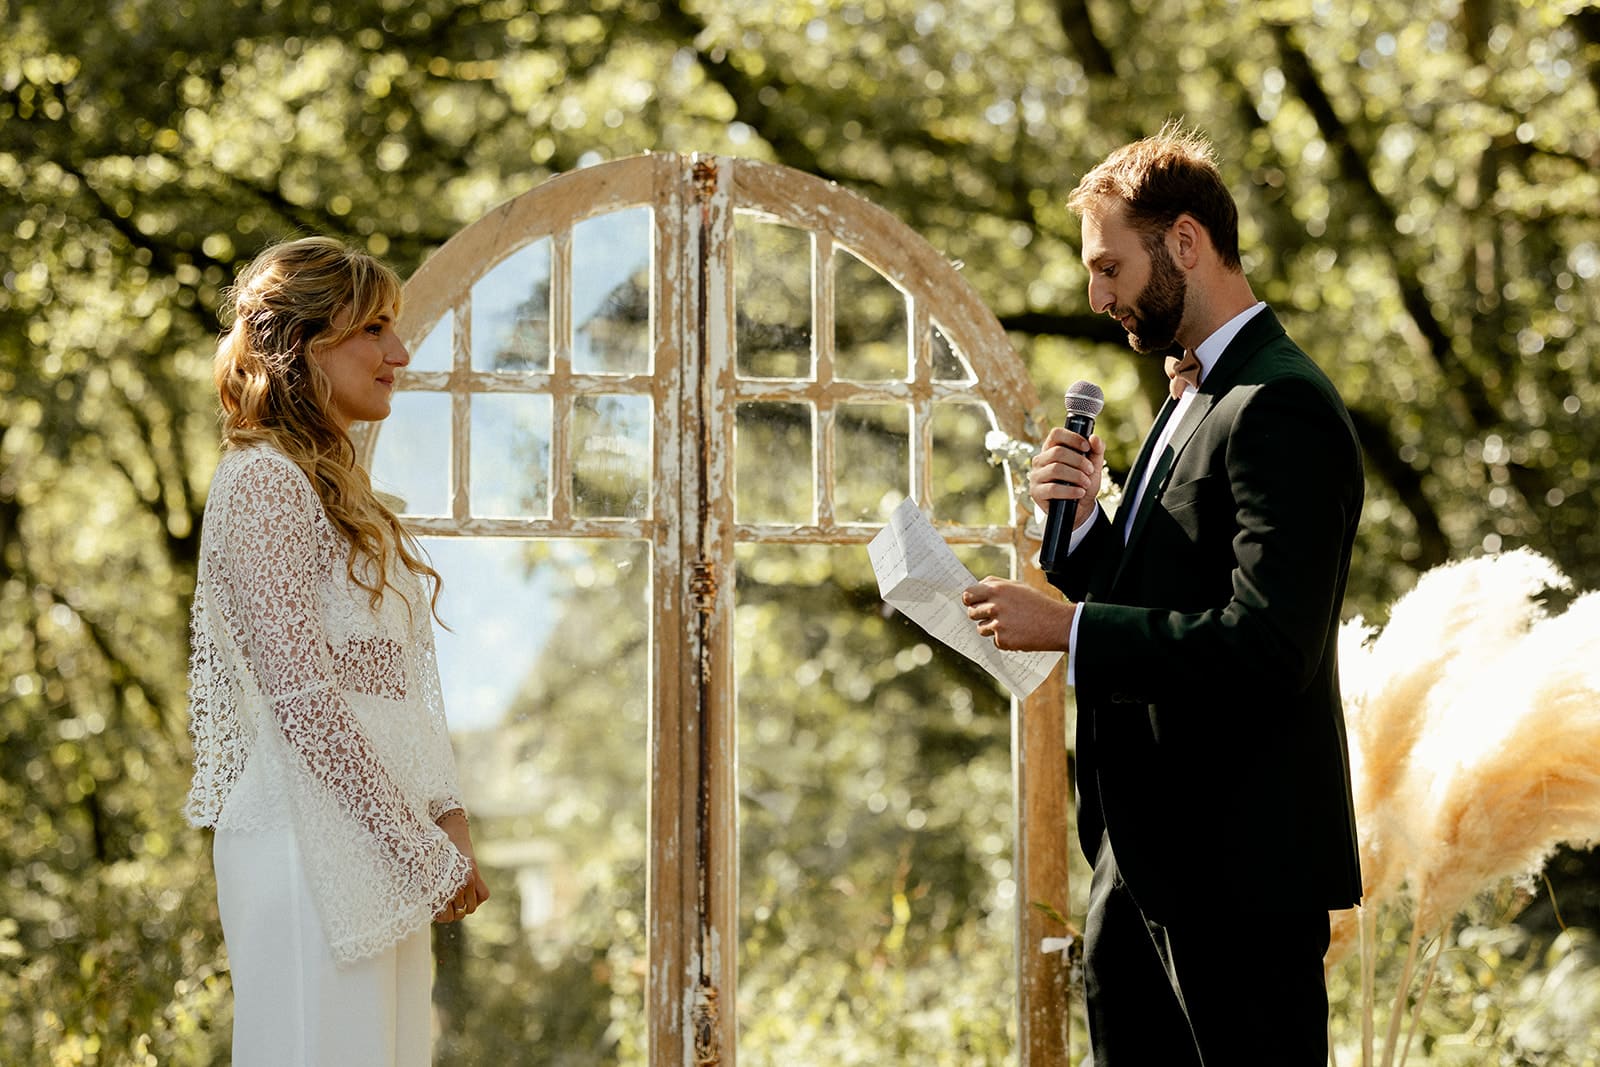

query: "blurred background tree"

left=2, top=0, right=1597, bottom=1063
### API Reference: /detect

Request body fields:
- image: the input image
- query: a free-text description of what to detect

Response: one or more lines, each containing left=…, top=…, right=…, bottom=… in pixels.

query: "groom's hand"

left=962, top=577, right=1075, bottom=653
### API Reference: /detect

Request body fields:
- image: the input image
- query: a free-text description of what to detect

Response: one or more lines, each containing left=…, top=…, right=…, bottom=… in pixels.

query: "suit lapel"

left=1157, top=389, right=1217, bottom=480
left=1117, top=389, right=1214, bottom=560
left=1113, top=395, right=1177, bottom=543
left=1108, top=307, right=1286, bottom=589
left=1116, top=445, right=1175, bottom=561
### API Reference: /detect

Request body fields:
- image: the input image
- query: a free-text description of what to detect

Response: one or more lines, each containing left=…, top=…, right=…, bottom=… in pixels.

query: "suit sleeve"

left=1074, top=376, right=1361, bottom=703
left=1045, top=502, right=1121, bottom=602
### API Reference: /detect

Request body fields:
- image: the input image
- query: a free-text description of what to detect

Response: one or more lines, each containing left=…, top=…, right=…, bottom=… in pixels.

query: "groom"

left=963, top=125, right=1364, bottom=1064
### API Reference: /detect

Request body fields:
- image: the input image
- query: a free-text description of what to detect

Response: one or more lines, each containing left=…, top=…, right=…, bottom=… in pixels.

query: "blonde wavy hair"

left=214, top=235, right=442, bottom=618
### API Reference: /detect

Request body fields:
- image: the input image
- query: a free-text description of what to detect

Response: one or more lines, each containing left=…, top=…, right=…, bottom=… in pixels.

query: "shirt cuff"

left=1068, top=508, right=1097, bottom=554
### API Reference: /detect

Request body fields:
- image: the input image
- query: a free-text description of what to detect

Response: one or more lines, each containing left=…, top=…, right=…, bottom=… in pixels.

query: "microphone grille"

left=1063, top=380, right=1105, bottom=419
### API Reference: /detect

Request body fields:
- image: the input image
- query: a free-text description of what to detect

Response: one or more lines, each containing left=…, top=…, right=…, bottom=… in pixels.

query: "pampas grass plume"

left=1407, top=588, right=1600, bottom=931
left=1334, top=550, right=1568, bottom=940
left=1324, top=549, right=1600, bottom=1067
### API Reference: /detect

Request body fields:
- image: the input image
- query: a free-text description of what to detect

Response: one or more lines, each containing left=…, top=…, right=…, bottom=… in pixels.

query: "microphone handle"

left=1036, top=412, right=1096, bottom=575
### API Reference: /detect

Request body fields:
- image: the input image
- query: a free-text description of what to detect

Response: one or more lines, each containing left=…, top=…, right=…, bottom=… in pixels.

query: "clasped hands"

left=435, top=809, right=491, bottom=924
left=961, top=425, right=1103, bottom=653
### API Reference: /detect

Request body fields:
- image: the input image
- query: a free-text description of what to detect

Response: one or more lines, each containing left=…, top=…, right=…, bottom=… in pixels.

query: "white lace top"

left=185, top=444, right=472, bottom=963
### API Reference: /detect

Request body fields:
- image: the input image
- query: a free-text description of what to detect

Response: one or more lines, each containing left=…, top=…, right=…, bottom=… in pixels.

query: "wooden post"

left=1015, top=542, right=1073, bottom=1065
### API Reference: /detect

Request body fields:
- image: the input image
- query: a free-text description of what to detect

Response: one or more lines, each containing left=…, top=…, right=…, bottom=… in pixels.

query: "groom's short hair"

left=1067, top=121, right=1243, bottom=272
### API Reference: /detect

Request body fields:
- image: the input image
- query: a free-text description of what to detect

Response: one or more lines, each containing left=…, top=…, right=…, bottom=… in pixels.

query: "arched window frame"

left=355, top=153, right=1074, bottom=1066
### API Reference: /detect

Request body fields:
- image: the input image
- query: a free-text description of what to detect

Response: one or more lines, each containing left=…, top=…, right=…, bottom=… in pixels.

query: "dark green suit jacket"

left=1050, top=307, right=1364, bottom=922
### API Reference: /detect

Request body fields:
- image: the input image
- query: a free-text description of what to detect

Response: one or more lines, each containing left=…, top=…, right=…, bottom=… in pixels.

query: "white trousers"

left=214, top=827, right=433, bottom=1067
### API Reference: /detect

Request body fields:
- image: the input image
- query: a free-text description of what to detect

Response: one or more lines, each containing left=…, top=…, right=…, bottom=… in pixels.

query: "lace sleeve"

left=220, top=457, right=470, bottom=904
left=183, top=589, right=246, bottom=827
left=413, top=597, right=466, bottom=823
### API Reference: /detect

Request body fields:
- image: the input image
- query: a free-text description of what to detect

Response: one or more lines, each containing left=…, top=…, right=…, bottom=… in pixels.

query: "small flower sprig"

left=986, top=428, right=1045, bottom=534
left=985, top=428, right=1123, bottom=535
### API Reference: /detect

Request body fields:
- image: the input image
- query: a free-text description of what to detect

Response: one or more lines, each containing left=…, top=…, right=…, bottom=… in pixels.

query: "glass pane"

left=736, top=543, right=1016, bottom=1065
left=409, top=311, right=452, bottom=374
left=932, top=323, right=974, bottom=384
left=571, top=394, right=652, bottom=519
left=472, top=239, right=553, bottom=372
left=834, top=248, right=907, bottom=382
left=370, top=391, right=450, bottom=517
left=736, top=402, right=814, bottom=525
left=931, top=402, right=1009, bottom=526
left=735, top=215, right=812, bottom=378
left=573, top=207, right=652, bottom=375
left=424, top=537, right=650, bottom=1064
left=471, top=394, right=552, bottom=518
left=834, top=402, right=909, bottom=524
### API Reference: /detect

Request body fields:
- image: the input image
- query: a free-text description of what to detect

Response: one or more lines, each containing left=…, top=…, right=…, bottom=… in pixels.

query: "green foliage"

left=431, top=538, right=651, bottom=1063
left=3, top=0, right=1598, bottom=1062
left=1326, top=902, right=1600, bottom=1067
left=735, top=544, right=1018, bottom=1063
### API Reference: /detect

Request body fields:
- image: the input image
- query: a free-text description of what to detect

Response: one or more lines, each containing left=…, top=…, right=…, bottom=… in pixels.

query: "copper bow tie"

left=1165, top=350, right=1202, bottom=400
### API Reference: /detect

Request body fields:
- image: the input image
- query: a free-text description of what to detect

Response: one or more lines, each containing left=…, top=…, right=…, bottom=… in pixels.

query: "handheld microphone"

left=1037, top=379, right=1105, bottom=574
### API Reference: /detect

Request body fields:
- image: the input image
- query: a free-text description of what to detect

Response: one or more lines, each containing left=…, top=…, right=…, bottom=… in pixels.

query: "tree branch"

left=135, top=366, right=205, bottom=567
left=1265, top=22, right=1497, bottom=431
left=1267, top=21, right=1564, bottom=528
left=1569, top=5, right=1600, bottom=106
left=649, top=0, right=1040, bottom=231
left=997, top=310, right=1130, bottom=346
left=1264, top=22, right=1592, bottom=567
left=1458, top=0, right=1493, bottom=65
left=653, top=0, right=830, bottom=178
left=0, top=423, right=20, bottom=584
left=1217, top=63, right=1315, bottom=268
left=1053, top=0, right=1118, bottom=77
left=41, top=582, right=182, bottom=739
left=1346, top=406, right=1449, bottom=569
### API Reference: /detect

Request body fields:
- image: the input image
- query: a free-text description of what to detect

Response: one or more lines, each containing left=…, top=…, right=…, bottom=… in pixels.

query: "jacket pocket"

left=1159, top=473, right=1212, bottom=514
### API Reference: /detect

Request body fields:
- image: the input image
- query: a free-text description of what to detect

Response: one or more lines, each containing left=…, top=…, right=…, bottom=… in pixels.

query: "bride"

left=185, top=236, right=489, bottom=1065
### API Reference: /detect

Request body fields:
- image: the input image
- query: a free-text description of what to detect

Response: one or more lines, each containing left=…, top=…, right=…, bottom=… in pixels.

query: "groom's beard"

left=1122, top=240, right=1187, bottom=354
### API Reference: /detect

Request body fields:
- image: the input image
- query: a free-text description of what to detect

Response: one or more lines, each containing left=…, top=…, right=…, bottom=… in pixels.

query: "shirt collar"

left=1193, top=301, right=1266, bottom=381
